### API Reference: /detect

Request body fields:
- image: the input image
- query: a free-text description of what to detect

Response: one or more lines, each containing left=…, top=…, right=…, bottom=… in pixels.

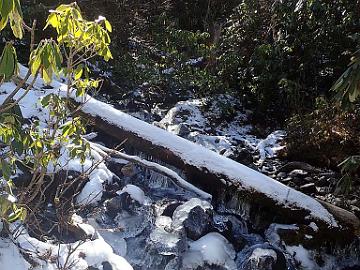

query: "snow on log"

left=73, top=95, right=345, bottom=229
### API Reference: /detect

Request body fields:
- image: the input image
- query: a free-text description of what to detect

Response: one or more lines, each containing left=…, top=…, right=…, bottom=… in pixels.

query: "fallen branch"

left=87, top=141, right=212, bottom=200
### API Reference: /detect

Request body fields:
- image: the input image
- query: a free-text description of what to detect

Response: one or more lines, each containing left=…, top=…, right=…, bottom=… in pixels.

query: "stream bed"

left=76, top=153, right=360, bottom=270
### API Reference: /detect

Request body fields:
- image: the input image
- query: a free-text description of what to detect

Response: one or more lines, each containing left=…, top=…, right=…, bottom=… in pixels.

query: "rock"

left=287, top=182, right=299, bottom=189
left=102, top=261, right=113, bottom=270
left=121, top=163, right=137, bottom=177
left=165, top=258, right=182, bottom=270
left=11, top=164, right=32, bottom=187
left=315, top=176, right=330, bottom=187
left=106, top=159, right=127, bottom=182
left=277, top=172, right=287, bottom=178
left=213, top=215, right=248, bottom=251
left=231, top=146, right=254, bottom=165
left=281, top=177, right=292, bottom=183
left=172, top=198, right=213, bottom=240
left=173, top=123, right=190, bottom=136
left=105, top=192, right=139, bottom=218
left=278, top=162, right=320, bottom=173
left=316, top=186, right=331, bottom=195
left=350, top=205, right=360, bottom=218
left=192, top=263, right=227, bottom=270
left=300, top=183, right=316, bottom=194
left=162, top=202, right=183, bottom=217
left=237, top=245, right=287, bottom=270
left=289, top=169, right=308, bottom=177
left=354, top=198, right=360, bottom=208
left=341, top=266, right=360, bottom=270
left=334, top=198, right=345, bottom=207
left=290, top=177, right=306, bottom=186
left=183, top=205, right=212, bottom=240
left=265, top=224, right=300, bottom=247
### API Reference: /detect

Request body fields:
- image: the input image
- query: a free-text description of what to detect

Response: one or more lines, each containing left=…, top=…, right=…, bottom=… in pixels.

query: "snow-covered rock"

left=172, top=198, right=213, bottom=239
left=182, top=232, right=237, bottom=270
left=117, top=184, right=145, bottom=205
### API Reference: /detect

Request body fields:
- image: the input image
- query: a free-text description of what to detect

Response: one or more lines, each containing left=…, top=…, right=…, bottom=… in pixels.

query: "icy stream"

left=75, top=156, right=359, bottom=270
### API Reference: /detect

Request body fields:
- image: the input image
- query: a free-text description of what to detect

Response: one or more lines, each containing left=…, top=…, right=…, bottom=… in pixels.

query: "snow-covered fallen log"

left=2, top=65, right=358, bottom=243
left=73, top=93, right=360, bottom=240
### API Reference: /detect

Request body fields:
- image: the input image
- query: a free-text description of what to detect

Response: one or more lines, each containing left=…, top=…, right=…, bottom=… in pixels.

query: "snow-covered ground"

left=156, top=96, right=285, bottom=162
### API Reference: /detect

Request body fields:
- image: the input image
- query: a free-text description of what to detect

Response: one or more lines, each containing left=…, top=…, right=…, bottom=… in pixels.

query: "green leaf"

left=44, top=13, right=58, bottom=29
left=0, top=0, right=14, bottom=20
left=0, top=43, right=18, bottom=81
left=11, top=139, right=23, bottom=156
left=1, top=159, right=12, bottom=180
left=74, top=64, right=83, bottom=80
left=9, top=7, right=23, bottom=39
left=41, top=94, right=52, bottom=107
left=104, top=19, right=112, bottom=32
left=0, top=15, right=8, bottom=31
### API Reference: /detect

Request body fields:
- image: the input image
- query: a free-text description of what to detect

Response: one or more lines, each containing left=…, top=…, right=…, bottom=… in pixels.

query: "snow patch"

left=117, top=184, right=145, bottom=205
left=182, top=232, right=237, bottom=269
left=256, top=130, right=286, bottom=164
left=286, top=245, right=317, bottom=270
left=0, top=238, right=31, bottom=270
left=12, top=225, right=133, bottom=270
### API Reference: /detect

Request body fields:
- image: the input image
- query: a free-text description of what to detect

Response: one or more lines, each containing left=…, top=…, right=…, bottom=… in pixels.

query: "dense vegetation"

left=82, top=0, right=360, bottom=116
left=21, top=1, right=360, bottom=116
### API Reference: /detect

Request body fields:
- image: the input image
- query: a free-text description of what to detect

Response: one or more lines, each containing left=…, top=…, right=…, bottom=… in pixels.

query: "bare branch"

left=87, top=140, right=212, bottom=200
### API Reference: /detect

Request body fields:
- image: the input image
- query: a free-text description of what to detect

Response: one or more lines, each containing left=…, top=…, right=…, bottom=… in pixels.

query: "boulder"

left=237, top=245, right=287, bottom=270
left=183, top=205, right=212, bottom=240
left=105, top=193, right=137, bottom=218
left=172, top=198, right=213, bottom=240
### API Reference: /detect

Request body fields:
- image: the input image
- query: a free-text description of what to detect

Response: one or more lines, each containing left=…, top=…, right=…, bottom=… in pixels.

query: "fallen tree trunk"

left=72, top=95, right=359, bottom=243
